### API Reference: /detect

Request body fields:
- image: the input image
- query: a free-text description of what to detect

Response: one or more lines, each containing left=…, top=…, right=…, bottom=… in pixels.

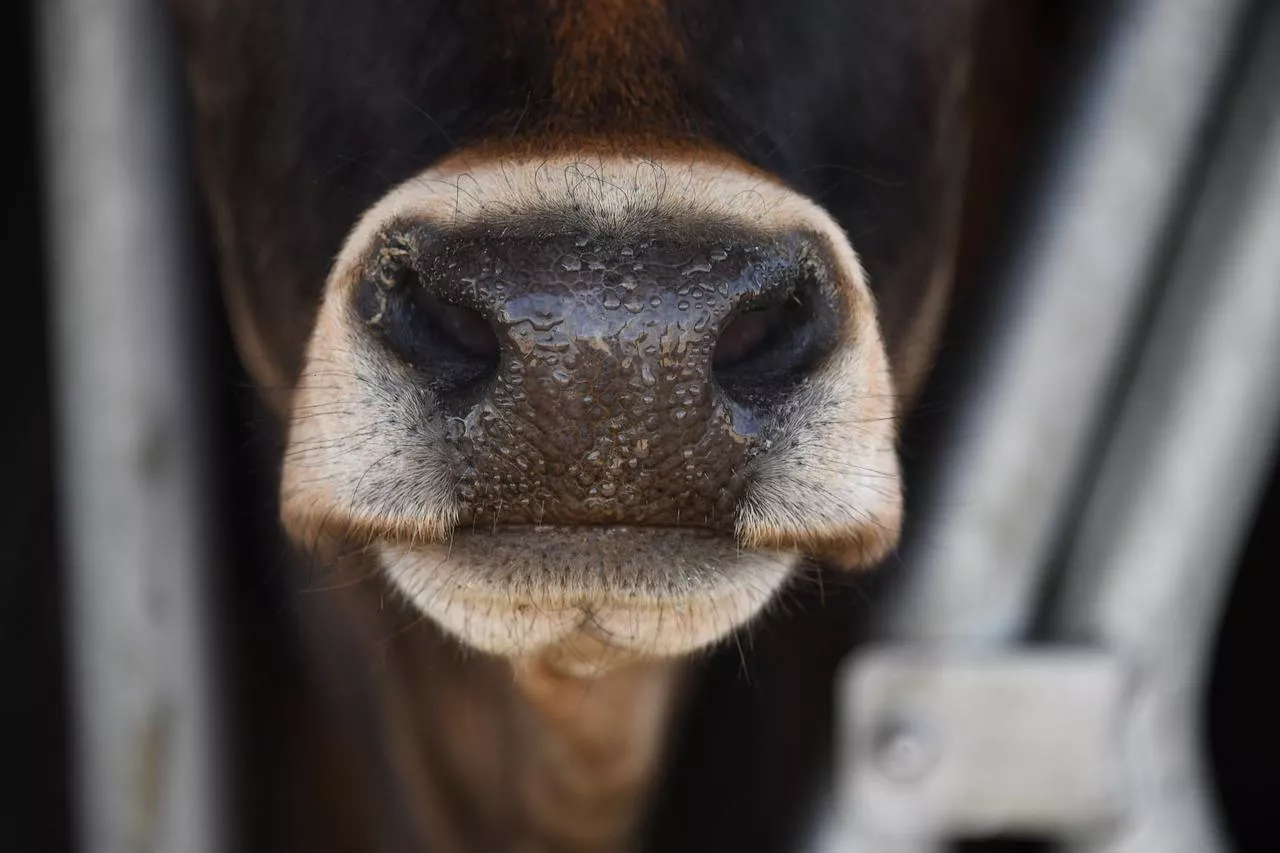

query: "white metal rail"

left=38, top=1, right=225, bottom=852
left=821, top=1, right=1280, bottom=850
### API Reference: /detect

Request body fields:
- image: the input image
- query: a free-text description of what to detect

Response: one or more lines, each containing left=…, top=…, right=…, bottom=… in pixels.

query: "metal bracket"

left=838, top=649, right=1126, bottom=842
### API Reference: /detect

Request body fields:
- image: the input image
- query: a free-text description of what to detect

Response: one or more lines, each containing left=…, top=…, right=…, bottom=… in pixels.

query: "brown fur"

left=283, top=543, right=681, bottom=852
left=549, top=0, right=685, bottom=132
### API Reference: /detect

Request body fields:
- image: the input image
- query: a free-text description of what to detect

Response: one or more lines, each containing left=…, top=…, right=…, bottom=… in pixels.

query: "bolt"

left=872, top=718, right=938, bottom=783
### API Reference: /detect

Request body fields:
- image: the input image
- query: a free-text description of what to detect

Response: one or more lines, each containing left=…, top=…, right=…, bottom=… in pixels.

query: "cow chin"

left=377, top=527, right=799, bottom=668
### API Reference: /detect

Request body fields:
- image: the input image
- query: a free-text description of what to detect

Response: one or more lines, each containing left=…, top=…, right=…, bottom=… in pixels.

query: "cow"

left=162, top=1, right=1059, bottom=850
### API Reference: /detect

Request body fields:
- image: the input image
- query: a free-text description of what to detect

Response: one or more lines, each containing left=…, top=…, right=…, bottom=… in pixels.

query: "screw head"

left=872, top=718, right=939, bottom=783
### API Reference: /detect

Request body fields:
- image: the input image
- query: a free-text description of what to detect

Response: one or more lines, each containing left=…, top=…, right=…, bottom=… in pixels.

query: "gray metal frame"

left=38, top=1, right=225, bottom=852
left=818, top=1, right=1280, bottom=850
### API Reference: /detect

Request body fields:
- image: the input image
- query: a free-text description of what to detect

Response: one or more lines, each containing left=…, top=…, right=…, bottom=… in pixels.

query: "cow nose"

left=355, top=228, right=843, bottom=528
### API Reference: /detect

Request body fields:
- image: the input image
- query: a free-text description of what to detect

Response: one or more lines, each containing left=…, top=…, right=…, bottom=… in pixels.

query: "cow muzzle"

left=281, top=150, right=903, bottom=667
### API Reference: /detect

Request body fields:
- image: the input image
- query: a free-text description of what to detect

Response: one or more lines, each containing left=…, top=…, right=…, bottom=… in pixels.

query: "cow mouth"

left=374, top=525, right=798, bottom=665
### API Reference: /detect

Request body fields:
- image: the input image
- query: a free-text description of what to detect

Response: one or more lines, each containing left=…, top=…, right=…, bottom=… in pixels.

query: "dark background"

left=4, top=1, right=1276, bottom=850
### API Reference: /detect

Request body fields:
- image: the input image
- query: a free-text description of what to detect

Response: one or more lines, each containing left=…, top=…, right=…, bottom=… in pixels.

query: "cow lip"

left=375, top=525, right=781, bottom=610
left=374, top=525, right=800, bottom=660
left=445, top=523, right=727, bottom=537
left=371, top=522, right=734, bottom=550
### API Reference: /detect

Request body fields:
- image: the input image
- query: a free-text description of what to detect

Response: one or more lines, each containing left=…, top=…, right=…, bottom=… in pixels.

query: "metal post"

left=38, top=1, right=225, bottom=852
left=1053, top=6, right=1280, bottom=849
left=879, top=0, right=1246, bottom=645
left=817, top=1, right=1264, bottom=850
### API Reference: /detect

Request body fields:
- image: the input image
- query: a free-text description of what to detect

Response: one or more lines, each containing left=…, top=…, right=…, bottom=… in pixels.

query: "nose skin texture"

left=355, top=226, right=843, bottom=531
left=281, top=153, right=904, bottom=662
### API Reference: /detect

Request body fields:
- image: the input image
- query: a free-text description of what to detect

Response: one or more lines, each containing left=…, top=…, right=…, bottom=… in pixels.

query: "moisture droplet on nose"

left=560, top=255, right=582, bottom=271
left=538, top=338, right=570, bottom=353
left=551, top=367, right=572, bottom=386
left=531, top=310, right=564, bottom=332
left=681, top=256, right=712, bottom=276
left=603, top=293, right=621, bottom=310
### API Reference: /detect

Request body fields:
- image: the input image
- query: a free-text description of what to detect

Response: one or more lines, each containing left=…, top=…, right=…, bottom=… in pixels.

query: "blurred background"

left=5, top=1, right=1279, bottom=851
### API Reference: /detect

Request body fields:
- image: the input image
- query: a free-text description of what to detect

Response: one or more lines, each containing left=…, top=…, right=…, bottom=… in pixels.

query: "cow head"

left=169, top=0, right=975, bottom=670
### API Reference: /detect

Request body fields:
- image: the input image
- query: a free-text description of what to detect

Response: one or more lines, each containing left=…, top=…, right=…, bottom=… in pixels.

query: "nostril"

left=712, top=270, right=841, bottom=407
left=713, top=307, right=773, bottom=369
left=356, top=263, right=500, bottom=404
left=421, top=294, right=500, bottom=360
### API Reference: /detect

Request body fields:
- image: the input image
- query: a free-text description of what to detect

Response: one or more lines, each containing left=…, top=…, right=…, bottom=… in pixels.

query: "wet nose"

left=355, top=227, right=843, bottom=529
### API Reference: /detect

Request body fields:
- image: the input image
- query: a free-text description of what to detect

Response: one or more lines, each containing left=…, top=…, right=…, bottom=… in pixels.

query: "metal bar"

left=879, top=0, right=1247, bottom=645
left=38, top=2, right=225, bottom=852
left=814, top=2, right=1256, bottom=849
left=1052, top=6, right=1280, bottom=851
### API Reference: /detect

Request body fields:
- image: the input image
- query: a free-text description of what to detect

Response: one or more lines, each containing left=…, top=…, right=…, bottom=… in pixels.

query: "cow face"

left=168, top=0, right=977, bottom=668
